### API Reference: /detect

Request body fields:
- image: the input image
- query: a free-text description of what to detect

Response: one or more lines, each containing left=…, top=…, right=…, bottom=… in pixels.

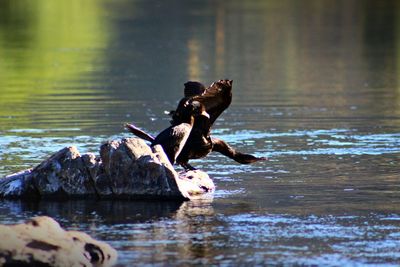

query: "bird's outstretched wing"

left=192, top=79, right=232, bottom=125
left=212, top=137, right=267, bottom=164
left=172, top=79, right=233, bottom=125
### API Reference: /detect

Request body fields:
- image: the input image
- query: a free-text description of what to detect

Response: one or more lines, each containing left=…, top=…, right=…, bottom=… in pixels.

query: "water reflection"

left=222, top=212, right=400, bottom=265
left=1, top=0, right=400, bottom=266
left=0, top=200, right=182, bottom=224
left=1, top=199, right=400, bottom=265
left=0, top=199, right=220, bottom=265
left=0, top=0, right=111, bottom=131
left=1, top=0, right=400, bottom=132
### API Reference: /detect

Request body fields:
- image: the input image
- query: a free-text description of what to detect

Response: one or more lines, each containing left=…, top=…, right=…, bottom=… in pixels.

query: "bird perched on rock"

left=171, top=79, right=266, bottom=170
left=126, top=79, right=266, bottom=170
left=126, top=99, right=209, bottom=166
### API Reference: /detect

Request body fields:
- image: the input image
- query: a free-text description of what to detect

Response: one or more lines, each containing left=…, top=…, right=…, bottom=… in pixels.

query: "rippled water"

left=1, top=0, right=400, bottom=266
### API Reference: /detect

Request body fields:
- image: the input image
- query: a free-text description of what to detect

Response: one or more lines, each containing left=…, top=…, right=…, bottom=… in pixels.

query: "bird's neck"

left=172, top=115, right=194, bottom=126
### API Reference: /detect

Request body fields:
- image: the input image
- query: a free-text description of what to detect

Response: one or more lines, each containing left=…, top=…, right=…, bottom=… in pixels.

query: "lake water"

left=1, top=0, right=400, bottom=266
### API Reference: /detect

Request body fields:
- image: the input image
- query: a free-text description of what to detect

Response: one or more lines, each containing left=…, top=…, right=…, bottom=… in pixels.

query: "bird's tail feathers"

left=124, top=123, right=155, bottom=142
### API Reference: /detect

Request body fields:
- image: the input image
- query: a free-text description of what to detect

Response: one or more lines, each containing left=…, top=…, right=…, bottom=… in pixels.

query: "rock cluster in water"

left=0, top=216, right=117, bottom=267
left=0, top=137, right=215, bottom=200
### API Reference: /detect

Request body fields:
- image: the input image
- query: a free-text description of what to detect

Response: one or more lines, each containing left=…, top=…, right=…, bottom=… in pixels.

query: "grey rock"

left=99, top=139, right=183, bottom=199
left=0, top=169, right=37, bottom=199
left=0, top=137, right=215, bottom=200
left=32, top=146, right=97, bottom=198
left=0, top=216, right=117, bottom=267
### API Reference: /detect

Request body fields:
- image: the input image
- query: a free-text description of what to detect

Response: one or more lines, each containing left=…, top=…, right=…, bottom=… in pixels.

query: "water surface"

left=1, top=0, right=400, bottom=266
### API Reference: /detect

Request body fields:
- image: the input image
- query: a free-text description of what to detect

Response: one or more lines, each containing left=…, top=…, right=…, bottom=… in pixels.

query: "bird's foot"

left=179, top=162, right=197, bottom=172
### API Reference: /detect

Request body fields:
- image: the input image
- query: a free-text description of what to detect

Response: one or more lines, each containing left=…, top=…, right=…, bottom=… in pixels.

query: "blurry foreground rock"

left=0, top=138, right=214, bottom=200
left=0, top=216, right=117, bottom=267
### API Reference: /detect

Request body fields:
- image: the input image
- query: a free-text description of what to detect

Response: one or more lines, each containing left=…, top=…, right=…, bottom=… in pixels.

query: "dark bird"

left=171, top=79, right=266, bottom=170
left=126, top=79, right=266, bottom=170
left=171, top=79, right=232, bottom=125
left=126, top=100, right=209, bottom=166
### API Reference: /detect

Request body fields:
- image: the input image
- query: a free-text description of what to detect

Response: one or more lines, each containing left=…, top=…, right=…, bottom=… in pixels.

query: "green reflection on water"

left=0, top=0, right=111, bottom=127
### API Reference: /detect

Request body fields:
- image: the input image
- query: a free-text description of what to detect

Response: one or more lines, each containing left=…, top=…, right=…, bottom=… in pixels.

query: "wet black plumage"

left=126, top=100, right=209, bottom=166
left=126, top=79, right=266, bottom=170
left=172, top=79, right=266, bottom=170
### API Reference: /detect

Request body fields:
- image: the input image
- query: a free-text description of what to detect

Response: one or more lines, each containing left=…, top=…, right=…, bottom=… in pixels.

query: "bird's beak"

left=201, top=110, right=210, bottom=118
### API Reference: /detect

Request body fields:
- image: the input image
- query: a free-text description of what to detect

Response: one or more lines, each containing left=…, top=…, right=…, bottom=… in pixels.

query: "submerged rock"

left=0, top=138, right=214, bottom=200
left=0, top=216, right=117, bottom=267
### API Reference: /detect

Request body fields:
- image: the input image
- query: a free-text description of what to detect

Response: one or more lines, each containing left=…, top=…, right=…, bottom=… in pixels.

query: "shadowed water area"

left=1, top=0, right=400, bottom=265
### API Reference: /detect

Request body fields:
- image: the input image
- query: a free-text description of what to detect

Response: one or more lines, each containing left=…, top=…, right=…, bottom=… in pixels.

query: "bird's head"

left=184, top=81, right=206, bottom=97
left=173, top=100, right=209, bottom=124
